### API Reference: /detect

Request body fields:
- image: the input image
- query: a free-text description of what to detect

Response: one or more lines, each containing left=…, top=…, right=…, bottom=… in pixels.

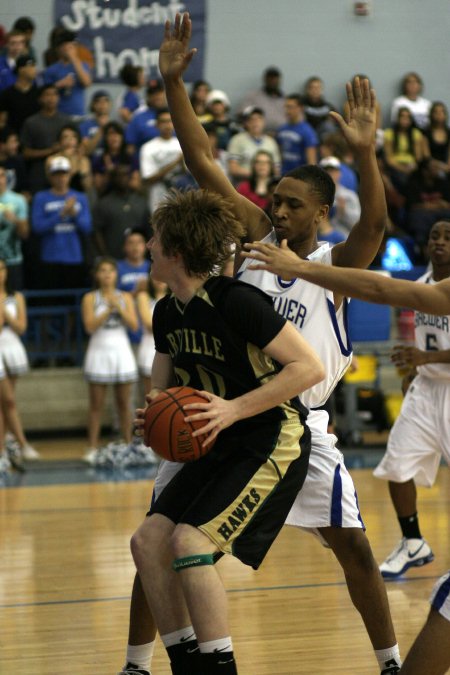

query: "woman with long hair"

left=236, top=150, right=276, bottom=210
left=46, top=123, right=93, bottom=193
left=423, top=101, right=450, bottom=175
left=91, top=121, right=140, bottom=196
left=0, top=258, right=39, bottom=468
left=81, top=257, right=138, bottom=462
left=383, top=106, right=426, bottom=192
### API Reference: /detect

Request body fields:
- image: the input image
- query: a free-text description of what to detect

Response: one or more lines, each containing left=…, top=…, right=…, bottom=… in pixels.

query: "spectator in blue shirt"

left=124, top=79, right=166, bottom=156
left=277, top=94, right=318, bottom=174
left=117, top=64, right=145, bottom=125
left=79, top=89, right=113, bottom=157
left=31, top=155, right=92, bottom=290
left=0, top=30, right=27, bottom=92
left=43, top=30, right=92, bottom=118
left=117, top=229, right=151, bottom=346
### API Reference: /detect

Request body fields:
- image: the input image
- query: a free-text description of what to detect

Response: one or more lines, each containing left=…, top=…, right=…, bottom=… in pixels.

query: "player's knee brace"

left=172, top=553, right=218, bottom=572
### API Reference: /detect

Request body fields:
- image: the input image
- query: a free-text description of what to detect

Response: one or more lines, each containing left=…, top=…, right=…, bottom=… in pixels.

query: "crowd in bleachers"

left=0, top=18, right=449, bottom=294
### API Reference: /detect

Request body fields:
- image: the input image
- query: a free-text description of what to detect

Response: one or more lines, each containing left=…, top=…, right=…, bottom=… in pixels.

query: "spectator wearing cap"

left=277, top=93, right=319, bottom=174
left=0, top=53, right=40, bottom=135
left=319, top=155, right=361, bottom=234
left=302, top=76, right=338, bottom=140
left=31, top=155, right=92, bottom=290
left=204, top=89, right=239, bottom=150
left=125, top=79, right=167, bottom=157
left=43, top=29, right=92, bottom=118
left=239, top=66, right=285, bottom=135
left=116, top=64, right=145, bottom=125
left=227, top=106, right=281, bottom=184
left=79, top=90, right=113, bottom=157
left=21, top=84, right=71, bottom=193
left=0, top=164, right=29, bottom=289
left=0, top=30, right=27, bottom=92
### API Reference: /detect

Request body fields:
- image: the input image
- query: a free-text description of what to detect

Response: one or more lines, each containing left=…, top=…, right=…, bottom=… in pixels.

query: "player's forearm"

left=163, top=75, right=213, bottom=170
left=232, top=359, right=324, bottom=422
left=295, top=260, right=413, bottom=306
left=421, top=349, right=450, bottom=364
left=356, top=146, right=388, bottom=237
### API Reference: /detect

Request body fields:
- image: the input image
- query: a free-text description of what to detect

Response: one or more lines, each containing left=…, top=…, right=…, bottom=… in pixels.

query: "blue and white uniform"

left=137, top=296, right=157, bottom=377
left=374, top=271, right=450, bottom=486
left=0, top=295, right=29, bottom=376
left=83, top=291, right=138, bottom=384
left=154, top=232, right=362, bottom=539
left=238, top=232, right=360, bottom=536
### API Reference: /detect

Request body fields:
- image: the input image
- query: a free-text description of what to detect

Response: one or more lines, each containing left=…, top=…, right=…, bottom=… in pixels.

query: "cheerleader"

left=81, top=257, right=138, bottom=460
left=0, top=258, right=39, bottom=466
left=136, top=278, right=168, bottom=395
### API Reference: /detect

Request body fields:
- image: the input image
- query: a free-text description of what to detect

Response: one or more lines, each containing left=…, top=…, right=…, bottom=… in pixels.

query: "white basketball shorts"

left=373, top=375, right=450, bottom=487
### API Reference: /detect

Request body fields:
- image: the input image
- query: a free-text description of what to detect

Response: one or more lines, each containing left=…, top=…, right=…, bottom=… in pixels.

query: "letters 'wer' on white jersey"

left=414, top=272, right=450, bottom=381
left=237, top=232, right=352, bottom=408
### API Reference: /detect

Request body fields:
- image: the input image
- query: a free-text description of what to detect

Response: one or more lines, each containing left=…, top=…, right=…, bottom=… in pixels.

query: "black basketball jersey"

left=153, top=276, right=308, bottom=431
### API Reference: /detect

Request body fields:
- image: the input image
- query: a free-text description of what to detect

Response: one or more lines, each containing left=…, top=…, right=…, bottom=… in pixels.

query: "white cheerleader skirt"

left=0, top=330, right=29, bottom=376
left=84, top=330, right=138, bottom=384
left=137, top=332, right=156, bottom=377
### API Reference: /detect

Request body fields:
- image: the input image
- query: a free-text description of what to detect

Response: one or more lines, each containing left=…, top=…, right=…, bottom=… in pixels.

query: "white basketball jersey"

left=238, top=232, right=352, bottom=407
left=415, top=272, right=450, bottom=380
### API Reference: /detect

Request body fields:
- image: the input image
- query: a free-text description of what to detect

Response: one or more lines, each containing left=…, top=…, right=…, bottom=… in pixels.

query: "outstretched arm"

left=329, top=77, right=387, bottom=270
left=159, top=12, right=271, bottom=244
left=242, top=239, right=450, bottom=315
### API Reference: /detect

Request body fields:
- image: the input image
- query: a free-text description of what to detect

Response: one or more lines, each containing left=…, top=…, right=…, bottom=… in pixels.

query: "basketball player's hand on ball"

left=184, top=391, right=239, bottom=447
left=133, top=390, right=163, bottom=437
left=133, top=408, right=146, bottom=437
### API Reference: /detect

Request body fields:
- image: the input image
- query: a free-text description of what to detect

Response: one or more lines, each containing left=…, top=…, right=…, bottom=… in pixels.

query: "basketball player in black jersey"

left=129, top=188, right=324, bottom=675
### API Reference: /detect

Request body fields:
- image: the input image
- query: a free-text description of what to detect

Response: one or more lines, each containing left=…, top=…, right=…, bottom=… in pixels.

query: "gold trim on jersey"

left=247, top=343, right=300, bottom=420
left=198, top=418, right=305, bottom=555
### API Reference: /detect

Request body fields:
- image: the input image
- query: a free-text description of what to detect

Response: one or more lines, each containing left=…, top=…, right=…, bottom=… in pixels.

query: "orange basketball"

left=143, top=386, right=215, bottom=462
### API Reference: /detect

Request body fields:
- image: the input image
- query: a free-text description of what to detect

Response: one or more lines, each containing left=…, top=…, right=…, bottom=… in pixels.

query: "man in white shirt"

left=319, top=156, right=361, bottom=234
left=139, top=109, right=183, bottom=213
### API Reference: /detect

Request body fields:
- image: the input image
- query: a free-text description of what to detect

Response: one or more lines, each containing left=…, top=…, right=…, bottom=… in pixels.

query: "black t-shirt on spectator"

left=0, top=84, right=40, bottom=135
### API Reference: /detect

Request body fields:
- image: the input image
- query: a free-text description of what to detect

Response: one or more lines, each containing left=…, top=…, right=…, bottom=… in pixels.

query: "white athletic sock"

left=161, top=625, right=197, bottom=648
left=375, top=644, right=402, bottom=669
left=125, top=641, right=155, bottom=671
left=198, top=636, right=233, bottom=653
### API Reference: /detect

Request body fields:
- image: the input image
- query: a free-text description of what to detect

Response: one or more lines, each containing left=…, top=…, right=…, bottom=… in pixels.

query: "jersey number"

left=425, top=334, right=438, bottom=351
left=174, top=365, right=226, bottom=397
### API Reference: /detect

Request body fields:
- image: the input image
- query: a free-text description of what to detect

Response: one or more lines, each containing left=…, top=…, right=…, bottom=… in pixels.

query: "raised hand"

left=159, top=12, right=197, bottom=81
left=329, top=76, right=377, bottom=151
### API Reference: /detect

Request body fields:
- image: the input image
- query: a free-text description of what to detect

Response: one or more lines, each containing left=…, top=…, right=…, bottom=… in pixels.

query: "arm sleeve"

left=73, top=193, right=92, bottom=233
left=31, top=193, right=62, bottom=234
left=153, top=297, right=171, bottom=354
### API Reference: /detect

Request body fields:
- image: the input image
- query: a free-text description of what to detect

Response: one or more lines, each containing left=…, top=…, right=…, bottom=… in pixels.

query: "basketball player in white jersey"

left=241, top=220, right=450, bottom=675
left=116, top=14, right=402, bottom=675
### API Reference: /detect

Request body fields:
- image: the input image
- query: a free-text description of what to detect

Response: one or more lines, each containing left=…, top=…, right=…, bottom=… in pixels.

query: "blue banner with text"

left=53, top=0, right=206, bottom=83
